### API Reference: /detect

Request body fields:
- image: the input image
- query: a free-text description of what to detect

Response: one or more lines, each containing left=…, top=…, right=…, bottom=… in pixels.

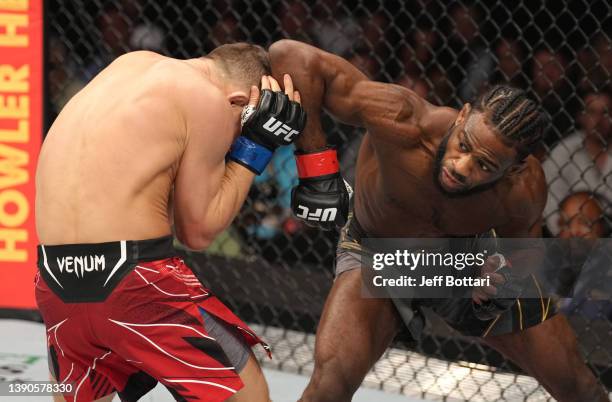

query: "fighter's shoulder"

left=356, top=81, right=436, bottom=143
left=504, top=156, right=547, bottom=216
left=146, top=58, right=209, bottom=91
left=146, top=58, right=226, bottom=110
left=420, top=105, right=457, bottom=136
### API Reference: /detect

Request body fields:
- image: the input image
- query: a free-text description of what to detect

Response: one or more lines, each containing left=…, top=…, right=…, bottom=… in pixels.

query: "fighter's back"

left=36, top=51, right=196, bottom=244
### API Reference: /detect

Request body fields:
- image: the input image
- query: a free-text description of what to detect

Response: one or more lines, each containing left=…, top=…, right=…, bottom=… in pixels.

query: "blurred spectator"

left=235, top=145, right=336, bottom=267
left=358, top=11, right=389, bottom=58
left=347, top=48, right=379, bottom=79
left=246, top=146, right=298, bottom=241
left=532, top=49, right=567, bottom=97
left=441, top=3, right=492, bottom=103
left=449, top=3, right=480, bottom=45
left=84, top=6, right=131, bottom=80
left=278, top=0, right=313, bottom=41
left=311, top=1, right=359, bottom=56
left=427, top=66, right=455, bottom=106
left=47, top=37, right=85, bottom=116
left=401, top=25, right=439, bottom=77
left=490, top=37, right=528, bottom=88
left=553, top=193, right=611, bottom=320
left=397, top=75, right=429, bottom=99
left=531, top=48, right=577, bottom=143
left=130, top=24, right=164, bottom=51
left=543, top=89, right=612, bottom=235
left=557, top=192, right=610, bottom=239
left=578, top=33, right=612, bottom=93
left=99, top=6, right=130, bottom=57
left=207, top=15, right=244, bottom=49
left=396, top=24, right=438, bottom=99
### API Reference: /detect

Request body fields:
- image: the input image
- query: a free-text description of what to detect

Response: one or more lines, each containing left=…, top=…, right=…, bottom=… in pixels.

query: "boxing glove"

left=229, top=89, right=307, bottom=174
left=291, top=147, right=353, bottom=230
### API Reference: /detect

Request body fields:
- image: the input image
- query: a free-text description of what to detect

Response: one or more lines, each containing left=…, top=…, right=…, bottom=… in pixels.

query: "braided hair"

left=473, top=85, right=547, bottom=161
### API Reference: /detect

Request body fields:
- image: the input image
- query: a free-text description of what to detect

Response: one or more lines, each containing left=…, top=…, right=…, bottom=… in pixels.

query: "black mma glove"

left=229, top=89, right=307, bottom=174
left=291, top=147, right=353, bottom=230
left=472, top=254, right=524, bottom=321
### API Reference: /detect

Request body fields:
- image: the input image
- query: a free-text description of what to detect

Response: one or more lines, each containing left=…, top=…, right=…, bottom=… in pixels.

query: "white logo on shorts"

left=263, top=117, right=299, bottom=142
left=296, top=205, right=337, bottom=222
left=57, top=255, right=106, bottom=279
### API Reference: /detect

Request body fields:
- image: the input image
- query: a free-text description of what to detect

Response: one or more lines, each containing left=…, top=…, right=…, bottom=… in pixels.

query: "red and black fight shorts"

left=35, top=235, right=269, bottom=402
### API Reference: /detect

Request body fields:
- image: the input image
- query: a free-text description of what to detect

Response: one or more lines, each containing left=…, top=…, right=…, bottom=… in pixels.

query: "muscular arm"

left=494, top=160, right=548, bottom=275
left=269, top=39, right=424, bottom=151
left=173, top=82, right=255, bottom=250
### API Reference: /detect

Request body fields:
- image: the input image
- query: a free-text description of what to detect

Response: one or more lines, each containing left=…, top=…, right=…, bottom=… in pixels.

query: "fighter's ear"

left=455, top=103, right=471, bottom=125
left=227, top=90, right=250, bottom=107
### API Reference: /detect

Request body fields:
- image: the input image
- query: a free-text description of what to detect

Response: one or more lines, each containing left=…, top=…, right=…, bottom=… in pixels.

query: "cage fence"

left=46, top=0, right=611, bottom=400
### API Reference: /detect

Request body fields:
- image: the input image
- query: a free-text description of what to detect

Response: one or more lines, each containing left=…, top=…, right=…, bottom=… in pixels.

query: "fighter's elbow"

left=181, top=234, right=213, bottom=251
left=175, top=225, right=214, bottom=251
left=269, top=39, right=298, bottom=58
left=269, top=39, right=314, bottom=69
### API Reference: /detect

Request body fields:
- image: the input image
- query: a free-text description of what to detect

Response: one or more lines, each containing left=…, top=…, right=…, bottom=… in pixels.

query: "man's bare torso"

left=36, top=52, right=225, bottom=244
left=354, top=105, right=543, bottom=237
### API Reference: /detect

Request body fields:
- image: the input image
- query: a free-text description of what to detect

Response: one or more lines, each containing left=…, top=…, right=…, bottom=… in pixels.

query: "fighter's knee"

left=229, top=353, right=270, bottom=402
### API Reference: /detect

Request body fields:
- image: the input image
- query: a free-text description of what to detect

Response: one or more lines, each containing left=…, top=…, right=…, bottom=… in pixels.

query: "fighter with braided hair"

left=270, top=40, right=609, bottom=402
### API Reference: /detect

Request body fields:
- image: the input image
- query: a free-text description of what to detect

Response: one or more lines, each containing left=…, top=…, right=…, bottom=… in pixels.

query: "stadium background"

left=7, top=0, right=612, bottom=400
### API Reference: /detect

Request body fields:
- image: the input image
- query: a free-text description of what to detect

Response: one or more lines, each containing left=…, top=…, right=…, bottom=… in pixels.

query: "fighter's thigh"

left=227, top=351, right=270, bottom=402
left=483, top=315, right=579, bottom=371
left=315, top=269, right=401, bottom=375
left=483, top=314, right=601, bottom=399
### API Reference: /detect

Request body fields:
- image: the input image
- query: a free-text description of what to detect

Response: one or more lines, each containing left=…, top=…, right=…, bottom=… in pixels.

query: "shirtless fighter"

left=269, top=40, right=609, bottom=402
left=35, top=43, right=305, bottom=402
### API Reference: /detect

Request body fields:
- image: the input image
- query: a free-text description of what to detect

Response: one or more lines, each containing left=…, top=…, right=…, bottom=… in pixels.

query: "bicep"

left=272, top=40, right=422, bottom=146
left=322, top=57, right=423, bottom=144
left=347, top=81, right=424, bottom=144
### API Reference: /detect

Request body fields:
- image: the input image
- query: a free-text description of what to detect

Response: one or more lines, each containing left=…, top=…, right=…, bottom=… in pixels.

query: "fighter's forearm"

left=175, top=161, right=255, bottom=250
left=270, top=40, right=328, bottom=152
left=202, top=162, right=255, bottom=239
left=270, top=40, right=369, bottom=152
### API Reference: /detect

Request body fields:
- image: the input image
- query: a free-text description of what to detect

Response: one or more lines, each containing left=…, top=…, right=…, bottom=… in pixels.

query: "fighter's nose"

left=452, top=157, right=471, bottom=181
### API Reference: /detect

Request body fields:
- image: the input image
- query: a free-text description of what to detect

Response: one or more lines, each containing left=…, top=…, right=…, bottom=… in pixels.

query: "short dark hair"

left=473, top=85, right=547, bottom=161
left=206, top=42, right=270, bottom=90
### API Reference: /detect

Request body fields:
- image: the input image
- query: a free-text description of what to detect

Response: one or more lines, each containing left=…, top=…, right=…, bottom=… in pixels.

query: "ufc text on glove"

left=229, top=89, right=307, bottom=175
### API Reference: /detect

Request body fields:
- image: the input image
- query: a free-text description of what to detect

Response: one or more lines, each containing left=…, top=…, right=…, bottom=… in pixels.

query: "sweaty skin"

left=270, top=40, right=609, bottom=402
left=270, top=42, right=544, bottom=239
left=36, top=51, right=294, bottom=402
left=37, top=51, right=252, bottom=247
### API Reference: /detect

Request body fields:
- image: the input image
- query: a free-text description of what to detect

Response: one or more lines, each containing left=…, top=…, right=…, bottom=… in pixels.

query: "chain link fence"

left=45, top=0, right=611, bottom=400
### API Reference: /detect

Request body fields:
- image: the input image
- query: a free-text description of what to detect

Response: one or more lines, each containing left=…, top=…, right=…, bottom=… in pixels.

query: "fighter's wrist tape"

left=228, top=136, right=273, bottom=175
left=295, top=148, right=339, bottom=178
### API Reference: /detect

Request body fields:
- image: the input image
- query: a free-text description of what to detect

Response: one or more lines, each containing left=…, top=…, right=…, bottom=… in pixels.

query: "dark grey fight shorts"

left=335, top=211, right=556, bottom=339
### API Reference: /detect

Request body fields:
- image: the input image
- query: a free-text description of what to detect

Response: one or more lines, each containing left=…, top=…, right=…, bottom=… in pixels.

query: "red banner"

left=0, top=0, right=43, bottom=309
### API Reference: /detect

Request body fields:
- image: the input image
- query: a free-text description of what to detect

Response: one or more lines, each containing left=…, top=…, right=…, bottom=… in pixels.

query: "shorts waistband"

left=37, top=235, right=176, bottom=262
left=348, top=214, right=368, bottom=243
left=37, top=235, right=176, bottom=303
